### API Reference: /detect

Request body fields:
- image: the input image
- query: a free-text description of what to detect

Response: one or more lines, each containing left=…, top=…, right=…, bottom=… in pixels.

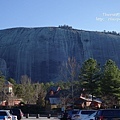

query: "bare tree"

left=59, top=89, right=71, bottom=111
left=60, top=57, right=80, bottom=106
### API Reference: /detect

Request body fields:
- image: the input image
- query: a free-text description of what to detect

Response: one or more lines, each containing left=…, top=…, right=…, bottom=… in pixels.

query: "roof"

left=49, top=98, right=61, bottom=104
left=45, top=86, right=61, bottom=100
left=4, top=81, right=13, bottom=86
left=48, top=86, right=61, bottom=92
left=80, top=95, right=102, bottom=103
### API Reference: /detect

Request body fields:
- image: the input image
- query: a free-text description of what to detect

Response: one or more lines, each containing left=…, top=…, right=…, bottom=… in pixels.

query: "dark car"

left=95, top=109, right=120, bottom=120
left=60, top=109, right=79, bottom=120
left=10, top=108, right=23, bottom=120
left=67, top=109, right=79, bottom=119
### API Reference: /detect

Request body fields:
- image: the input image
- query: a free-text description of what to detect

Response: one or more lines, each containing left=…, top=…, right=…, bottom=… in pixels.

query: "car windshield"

left=0, top=112, right=7, bottom=116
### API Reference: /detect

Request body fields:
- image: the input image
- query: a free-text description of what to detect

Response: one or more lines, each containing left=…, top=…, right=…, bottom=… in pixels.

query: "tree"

left=0, top=72, right=6, bottom=101
left=60, top=57, right=80, bottom=97
left=20, top=75, right=34, bottom=103
left=0, top=72, right=5, bottom=92
left=8, top=78, right=16, bottom=85
left=15, top=84, right=23, bottom=98
left=100, top=59, right=120, bottom=107
left=34, top=83, right=46, bottom=106
left=59, top=89, right=71, bottom=111
left=15, top=80, right=47, bottom=105
left=60, top=57, right=80, bottom=81
left=79, top=58, right=101, bottom=98
left=44, top=82, right=55, bottom=92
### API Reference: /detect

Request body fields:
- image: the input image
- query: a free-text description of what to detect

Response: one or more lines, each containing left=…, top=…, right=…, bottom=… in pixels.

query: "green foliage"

left=79, top=58, right=101, bottom=96
left=14, top=78, right=46, bottom=106
left=100, top=59, right=120, bottom=105
left=4, top=58, right=120, bottom=108
left=44, top=82, right=55, bottom=91
left=15, top=84, right=24, bottom=98
left=0, top=72, right=6, bottom=101
left=33, top=83, right=46, bottom=106
left=54, top=80, right=65, bottom=89
left=8, top=78, right=16, bottom=85
left=0, top=72, right=6, bottom=91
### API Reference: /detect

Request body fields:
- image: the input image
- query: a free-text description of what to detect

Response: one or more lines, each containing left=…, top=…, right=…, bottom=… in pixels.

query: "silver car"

left=71, top=110, right=97, bottom=120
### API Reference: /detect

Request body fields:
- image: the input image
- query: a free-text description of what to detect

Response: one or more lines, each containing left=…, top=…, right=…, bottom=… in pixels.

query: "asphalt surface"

left=22, top=117, right=59, bottom=120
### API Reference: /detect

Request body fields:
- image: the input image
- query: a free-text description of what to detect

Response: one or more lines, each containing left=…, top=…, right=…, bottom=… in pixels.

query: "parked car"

left=64, top=109, right=79, bottom=119
left=60, top=111, right=71, bottom=120
left=0, top=110, right=12, bottom=120
left=58, top=113, right=63, bottom=119
left=81, top=111, right=97, bottom=120
left=71, top=110, right=97, bottom=120
left=10, top=108, right=23, bottom=120
left=5, top=110, right=17, bottom=120
left=11, top=115, right=17, bottom=120
left=95, top=109, right=120, bottom=120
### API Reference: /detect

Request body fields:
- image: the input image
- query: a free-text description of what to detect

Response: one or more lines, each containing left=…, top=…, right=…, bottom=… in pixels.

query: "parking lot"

left=23, top=116, right=59, bottom=120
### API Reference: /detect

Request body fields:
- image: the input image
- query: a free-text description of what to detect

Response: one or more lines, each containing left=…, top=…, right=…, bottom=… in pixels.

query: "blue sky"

left=0, top=0, right=120, bottom=32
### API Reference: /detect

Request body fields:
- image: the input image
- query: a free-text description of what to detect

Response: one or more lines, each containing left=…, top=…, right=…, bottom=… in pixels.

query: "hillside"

left=0, top=27, right=120, bottom=83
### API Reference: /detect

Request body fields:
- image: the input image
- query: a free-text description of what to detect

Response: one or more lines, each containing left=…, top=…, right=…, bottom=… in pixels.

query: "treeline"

left=0, top=58, right=120, bottom=107
left=102, top=30, right=120, bottom=36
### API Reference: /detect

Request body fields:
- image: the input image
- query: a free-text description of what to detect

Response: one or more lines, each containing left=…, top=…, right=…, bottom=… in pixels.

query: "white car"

left=2, top=110, right=17, bottom=120
left=81, top=111, right=97, bottom=120
left=11, top=115, right=17, bottom=120
left=71, top=110, right=97, bottom=120
left=0, top=110, right=12, bottom=120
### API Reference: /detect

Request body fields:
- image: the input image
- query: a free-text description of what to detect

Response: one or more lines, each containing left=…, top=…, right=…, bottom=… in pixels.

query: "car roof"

left=79, top=110, right=97, bottom=112
left=96, top=109, right=120, bottom=116
left=98, top=109, right=120, bottom=111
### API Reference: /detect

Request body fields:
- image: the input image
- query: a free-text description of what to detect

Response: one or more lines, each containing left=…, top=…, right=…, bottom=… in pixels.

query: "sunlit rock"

left=0, top=27, right=120, bottom=83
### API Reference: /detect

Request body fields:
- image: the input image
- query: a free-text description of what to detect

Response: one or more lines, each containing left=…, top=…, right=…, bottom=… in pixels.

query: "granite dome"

left=0, top=27, right=120, bottom=83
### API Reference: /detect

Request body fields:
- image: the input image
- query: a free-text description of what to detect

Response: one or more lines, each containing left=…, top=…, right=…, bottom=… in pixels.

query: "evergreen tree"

left=79, top=58, right=101, bottom=98
left=0, top=72, right=6, bottom=101
left=0, top=72, right=5, bottom=92
left=20, top=75, right=34, bottom=103
left=101, top=59, right=120, bottom=107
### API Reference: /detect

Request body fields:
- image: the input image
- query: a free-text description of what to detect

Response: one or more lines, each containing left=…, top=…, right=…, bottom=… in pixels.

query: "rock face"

left=0, top=27, right=120, bottom=83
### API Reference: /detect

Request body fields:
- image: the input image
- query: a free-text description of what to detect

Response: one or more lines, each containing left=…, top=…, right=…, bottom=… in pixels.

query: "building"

left=45, top=86, right=61, bottom=110
left=0, top=80, right=22, bottom=106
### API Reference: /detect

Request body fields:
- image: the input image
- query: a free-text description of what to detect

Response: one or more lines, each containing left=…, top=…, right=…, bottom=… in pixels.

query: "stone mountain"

left=0, top=27, right=120, bottom=83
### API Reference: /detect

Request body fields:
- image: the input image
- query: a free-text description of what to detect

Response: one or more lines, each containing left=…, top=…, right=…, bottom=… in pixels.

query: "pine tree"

left=101, top=59, right=120, bottom=107
left=79, top=58, right=101, bottom=98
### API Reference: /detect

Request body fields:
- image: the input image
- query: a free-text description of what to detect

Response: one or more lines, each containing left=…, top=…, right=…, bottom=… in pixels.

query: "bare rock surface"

left=0, top=27, right=120, bottom=83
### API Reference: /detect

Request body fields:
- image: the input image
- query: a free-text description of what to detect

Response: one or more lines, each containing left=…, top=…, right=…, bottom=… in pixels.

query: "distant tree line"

left=58, top=25, right=72, bottom=29
left=103, top=30, right=120, bottom=36
left=0, top=58, right=120, bottom=108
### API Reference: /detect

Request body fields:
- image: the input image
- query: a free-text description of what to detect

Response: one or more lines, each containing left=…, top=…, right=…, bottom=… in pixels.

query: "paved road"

left=22, top=117, right=59, bottom=120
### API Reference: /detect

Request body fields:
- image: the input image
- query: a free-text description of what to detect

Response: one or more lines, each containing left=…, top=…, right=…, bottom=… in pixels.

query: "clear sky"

left=0, top=0, right=120, bottom=32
